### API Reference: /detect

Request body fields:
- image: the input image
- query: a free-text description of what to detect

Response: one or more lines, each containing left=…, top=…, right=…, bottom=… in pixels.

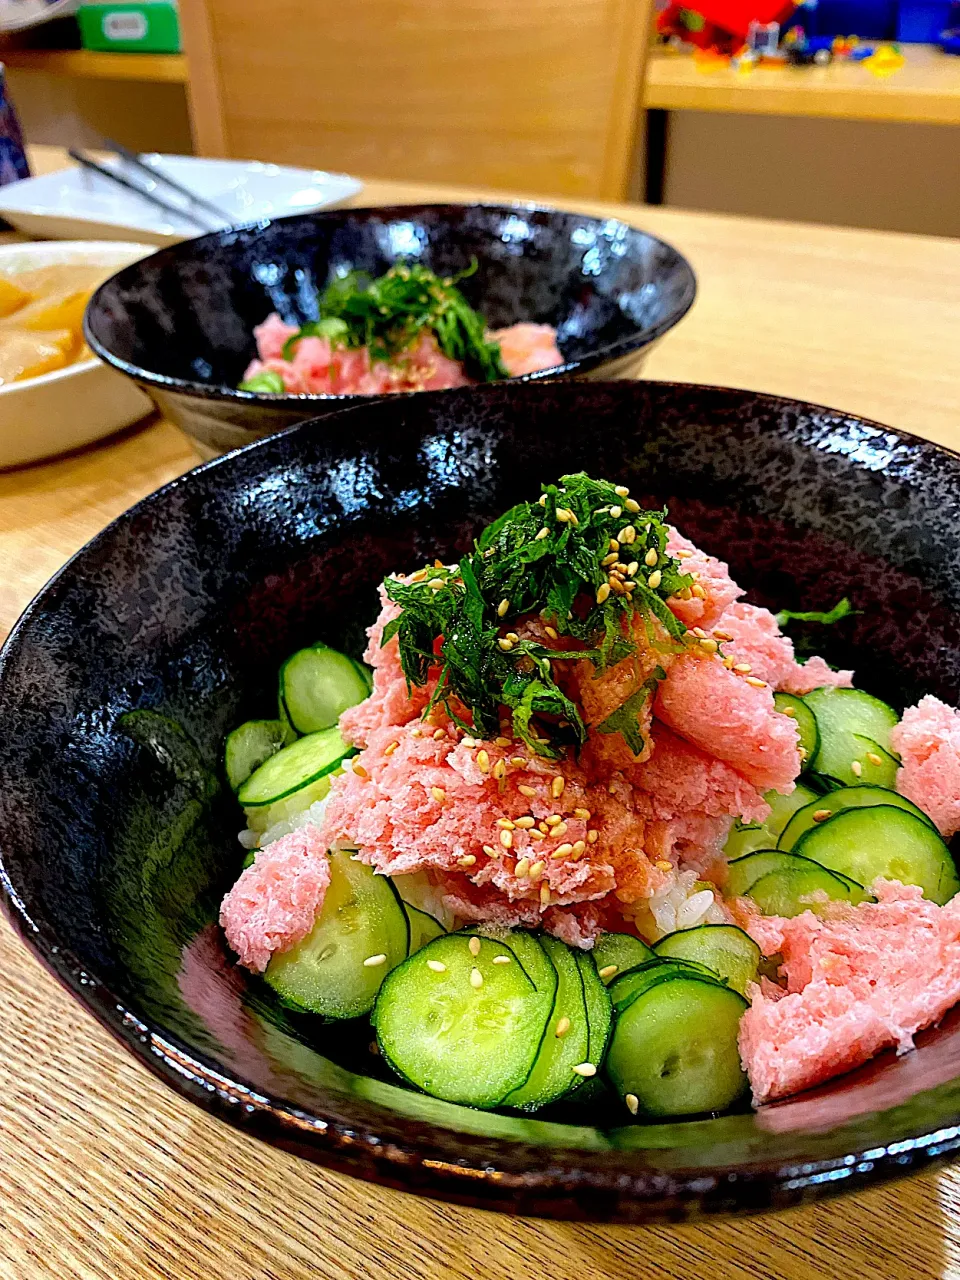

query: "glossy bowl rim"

left=82, top=201, right=698, bottom=405
left=5, top=380, right=960, bottom=1221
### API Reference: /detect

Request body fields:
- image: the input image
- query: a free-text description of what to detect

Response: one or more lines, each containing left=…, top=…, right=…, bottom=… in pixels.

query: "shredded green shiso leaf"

left=278, top=260, right=509, bottom=382
left=775, top=598, right=855, bottom=628
left=381, top=474, right=694, bottom=759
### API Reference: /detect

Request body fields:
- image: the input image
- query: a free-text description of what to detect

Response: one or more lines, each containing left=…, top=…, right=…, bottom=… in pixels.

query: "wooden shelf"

left=645, top=44, right=960, bottom=125
left=0, top=48, right=187, bottom=82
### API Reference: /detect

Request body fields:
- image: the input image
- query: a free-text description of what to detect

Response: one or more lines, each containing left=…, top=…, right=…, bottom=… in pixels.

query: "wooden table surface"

left=3, top=147, right=960, bottom=1280
left=646, top=43, right=960, bottom=124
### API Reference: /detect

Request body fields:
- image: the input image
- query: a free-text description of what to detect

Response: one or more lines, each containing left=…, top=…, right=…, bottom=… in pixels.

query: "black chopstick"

left=67, top=148, right=223, bottom=232
left=103, top=138, right=231, bottom=227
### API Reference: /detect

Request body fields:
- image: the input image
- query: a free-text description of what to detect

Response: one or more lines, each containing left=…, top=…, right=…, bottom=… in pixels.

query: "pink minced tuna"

left=736, top=882, right=960, bottom=1104
left=716, top=602, right=854, bottom=696
left=243, top=313, right=562, bottom=395
left=656, top=651, right=801, bottom=793
left=892, top=695, right=960, bottom=839
left=219, top=825, right=331, bottom=972
left=665, top=527, right=743, bottom=629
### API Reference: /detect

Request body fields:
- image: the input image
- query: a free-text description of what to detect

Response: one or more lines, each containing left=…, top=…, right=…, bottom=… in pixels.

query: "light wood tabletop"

left=646, top=43, right=960, bottom=124
left=2, top=146, right=960, bottom=1280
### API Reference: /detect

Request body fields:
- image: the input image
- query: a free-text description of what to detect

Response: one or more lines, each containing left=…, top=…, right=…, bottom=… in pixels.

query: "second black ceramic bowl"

left=3, top=382, right=960, bottom=1222
left=83, top=203, right=696, bottom=457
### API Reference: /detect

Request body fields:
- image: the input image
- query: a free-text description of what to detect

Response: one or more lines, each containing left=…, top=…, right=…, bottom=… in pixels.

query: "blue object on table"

left=0, top=69, right=29, bottom=187
left=897, top=0, right=951, bottom=40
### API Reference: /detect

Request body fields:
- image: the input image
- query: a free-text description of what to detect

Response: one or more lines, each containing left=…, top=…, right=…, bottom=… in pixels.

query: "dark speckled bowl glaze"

left=83, top=203, right=696, bottom=458
left=3, top=381, right=960, bottom=1222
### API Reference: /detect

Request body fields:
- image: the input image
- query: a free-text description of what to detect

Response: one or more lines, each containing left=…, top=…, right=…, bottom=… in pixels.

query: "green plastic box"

left=77, top=1, right=181, bottom=53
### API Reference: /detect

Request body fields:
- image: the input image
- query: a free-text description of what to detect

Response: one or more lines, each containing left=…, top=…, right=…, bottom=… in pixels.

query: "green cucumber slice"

left=804, top=686, right=899, bottom=786
left=723, top=783, right=819, bottom=860
left=225, top=719, right=286, bottom=792
left=373, top=932, right=553, bottom=1107
left=609, top=957, right=725, bottom=1015
left=265, top=850, right=408, bottom=1018
left=238, top=726, right=355, bottom=807
left=774, top=692, right=819, bottom=762
left=280, top=644, right=372, bottom=735
left=605, top=977, right=748, bottom=1118
left=794, top=804, right=959, bottom=904
left=575, top=950, right=614, bottom=1074
left=747, top=863, right=871, bottom=917
left=504, top=936, right=589, bottom=1111
left=405, top=903, right=446, bottom=954
left=779, top=785, right=935, bottom=852
left=591, top=932, right=656, bottom=983
left=654, top=924, right=761, bottom=996
left=725, top=849, right=798, bottom=898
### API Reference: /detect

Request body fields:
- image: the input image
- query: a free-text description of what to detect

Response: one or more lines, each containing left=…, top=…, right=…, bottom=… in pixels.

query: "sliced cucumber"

left=280, top=644, right=372, bottom=735
left=747, top=861, right=870, bottom=916
left=243, top=775, right=334, bottom=835
left=373, top=932, right=553, bottom=1107
left=847, top=735, right=899, bottom=789
left=605, top=976, right=748, bottom=1118
left=405, top=903, right=446, bottom=954
left=575, top=950, right=614, bottom=1074
left=723, top=783, right=819, bottom=860
left=725, top=849, right=797, bottom=897
left=225, top=719, right=286, bottom=792
left=265, top=850, right=409, bottom=1018
left=779, top=785, right=935, bottom=852
left=804, top=686, right=899, bottom=786
left=591, top=932, right=656, bottom=984
left=238, top=726, right=356, bottom=808
left=654, top=924, right=761, bottom=996
left=504, top=936, right=588, bottom=1111
left=774, top=692, right=819, bottom=762
left=609, top=957, right=725, bottom=1015
left=794, top=804, right=959, bottom=904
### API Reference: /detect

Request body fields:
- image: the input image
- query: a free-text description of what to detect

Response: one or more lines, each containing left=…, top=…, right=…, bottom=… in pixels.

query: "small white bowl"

left=0, top=239, right=155, bottom=469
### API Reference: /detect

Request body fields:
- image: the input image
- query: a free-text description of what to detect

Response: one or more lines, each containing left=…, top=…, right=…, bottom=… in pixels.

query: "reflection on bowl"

left=84, top=204, right=696, bottom=458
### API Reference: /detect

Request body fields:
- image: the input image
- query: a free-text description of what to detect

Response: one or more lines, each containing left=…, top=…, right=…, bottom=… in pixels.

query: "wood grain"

left=0, top=48, right=189, bottom=83
left=646, top=44, right=960, bottom=124
left=177, top=0, right=654, bottom=201
left=3, top=146, right=960, bottom=1278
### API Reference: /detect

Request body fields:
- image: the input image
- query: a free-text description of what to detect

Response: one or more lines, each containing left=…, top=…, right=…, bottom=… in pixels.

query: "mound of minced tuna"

left=219, top=522, right=960, bottom=1106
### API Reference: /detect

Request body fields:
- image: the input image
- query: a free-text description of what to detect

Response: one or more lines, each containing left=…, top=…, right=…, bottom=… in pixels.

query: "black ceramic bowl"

left=83, top=203, right=696, bottom=458
left=3, top=381, right=960, bottom=1223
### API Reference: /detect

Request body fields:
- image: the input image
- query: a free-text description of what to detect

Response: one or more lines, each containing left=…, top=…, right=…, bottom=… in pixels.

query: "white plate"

left=0, top=239, right=156, bottom=469
left=0, top=154, right=364, bottom=244
left=0, top=0, right=76, bottom=33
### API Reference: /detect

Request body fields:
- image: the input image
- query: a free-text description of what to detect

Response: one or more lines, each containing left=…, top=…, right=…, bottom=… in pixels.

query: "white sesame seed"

left=676, top=548, right=693, bottom=559
left=648, top=569, right=662, bottom=590
left=625, top=1093, right=639, bottom=1115
left=500, top=828, right=514, bottom=849
left=469, top=935, right=481, bottom=956
left=596, top=583, right=611, bottom=605
left=462, top=736, right=478, bottom=748
left=476, top=750, right=490, bottom=773
left=691, top=584, right=707, bottom=599
left=544, top=625, right=559, bottom=640
left=384, top=740, right=400, bottom=756
left=363, top=954, right=387, bottom=967
left=745, top=676, right=768, bottom=688
left=782, top=706, right=797, bottom=718
left=483, top=845, right=499, bottom=858
left=430, top=786, right=446, bottom=803
left=497, top=817, right=515, bottom=830
left=644, top=547, right=659, bottom=567
left=619, top=525, right=637, bottom=545
left=598, top=964, right=619, bottom=979
left=573, top=807, right=591, bottom=820
left=609, top=505, right=622, bottom=519
left=552, top=822, right=568, bottom=837
left=515, top=857, right=530, bottom=878
left=492, top=759, right=506, bottom=781
left=470, top=968, right=483, bottom=989
left=734, top=662, right=752, bottom=674
left=427, top=578, right=444, bottom=590
left=534, top=527, right=550, bottom=541
left=538, top=494, right=547, bottom=506
left=546, top=814, right=563, bottom=827
left=495, top=736, right=513, bottom=747
left=492, top=954, right=511, bottom=965
left=851, top=760, right=863, bottom=777
left=459, top=854, right=477, bottom=867
left=528, top=828, right=546, bottom=841
left=528, top=860, right=545, bottom=882
left=587, top=829, right=599, bottom=844
left=572, top=1063, right=597, bottom=1078
left=427, top=959, right=447, bottom=972
left=614, top=485, right=630, bottom=498
left=540, top=882, right=551, bottom=906
left=698, top=637, right=718, bottom=653
left=813, top=809, right=832, bottom=822
left=551, top=775, right=565, bottom=798
left=497, top=598, right=510, bottom=617
left=572, top=840, right=586, bottom=857
left=511, top=756, right=527, bottom=767
left=626, top=560, right=639, bottom=577
left=624, top=498, right=640, bottom=514
left=866, top=752, right=884, bottom=767
left=497, top=638, right=514, bottom=652
left=555, top=1016, right=571, bottom=1038
left=515, top=816, right=535, bottom=829
left=518, top=784, right=537, bottom=797
left=551, top=843, right=574, bottom=860
left=433, top=727, right=446, bottom=740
